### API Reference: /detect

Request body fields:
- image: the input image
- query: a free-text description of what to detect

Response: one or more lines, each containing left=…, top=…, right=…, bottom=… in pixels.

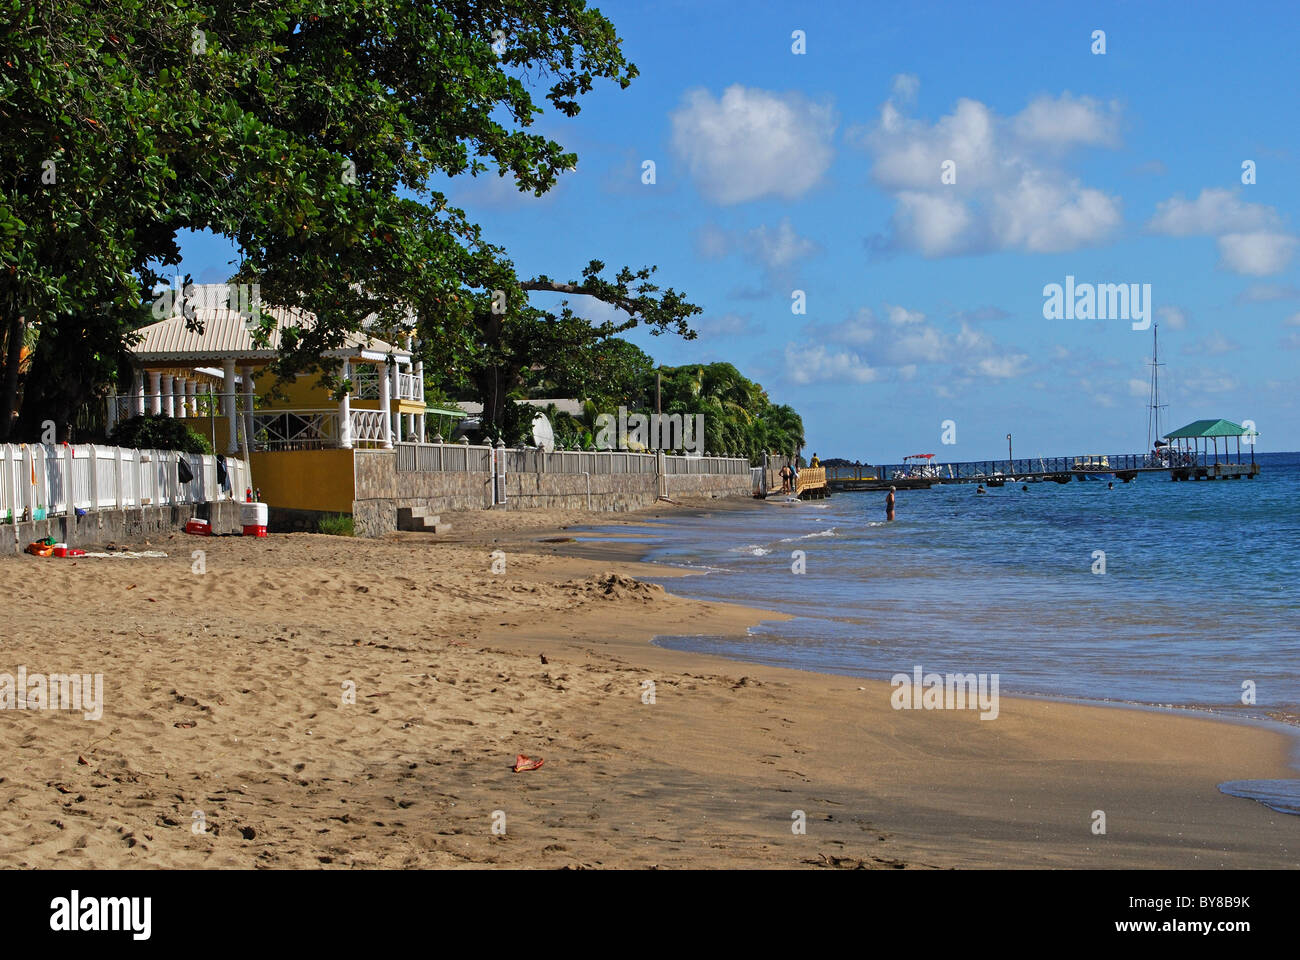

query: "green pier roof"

left=1163, top=419, right=1259, bottom=439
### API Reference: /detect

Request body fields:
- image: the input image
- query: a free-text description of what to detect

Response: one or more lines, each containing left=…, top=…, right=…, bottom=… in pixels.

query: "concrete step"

left=397, top=506, right=448, bottom=533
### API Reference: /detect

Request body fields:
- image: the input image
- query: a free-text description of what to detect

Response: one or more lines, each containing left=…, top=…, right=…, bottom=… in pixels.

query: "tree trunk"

left=0, top=310, right=23, bottom=442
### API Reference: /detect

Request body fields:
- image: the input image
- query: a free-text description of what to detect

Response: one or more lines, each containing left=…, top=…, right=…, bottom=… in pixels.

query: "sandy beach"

left=1, top=499, right=1296, bottom=869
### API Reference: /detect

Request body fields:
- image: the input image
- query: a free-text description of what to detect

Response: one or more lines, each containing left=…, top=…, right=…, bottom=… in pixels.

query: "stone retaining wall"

left=350, top=449, right=752, bottom=537
left=1, top=500, right=242, bottom=554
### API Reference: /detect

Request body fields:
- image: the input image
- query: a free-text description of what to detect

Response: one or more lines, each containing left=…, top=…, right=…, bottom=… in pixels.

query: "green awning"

left=425, top=405, right=466, bottom=417
left=1163, top=419, right=1258, bottom=439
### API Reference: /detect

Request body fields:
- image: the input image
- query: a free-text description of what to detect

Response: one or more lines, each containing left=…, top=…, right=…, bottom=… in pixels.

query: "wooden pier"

left=826, top=451, right=1260, bottom=492
left=795, top=466, right=829, bottom=498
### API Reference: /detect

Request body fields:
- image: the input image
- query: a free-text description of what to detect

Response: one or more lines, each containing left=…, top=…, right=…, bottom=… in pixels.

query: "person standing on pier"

left=886, top=486, right=896, bottom=521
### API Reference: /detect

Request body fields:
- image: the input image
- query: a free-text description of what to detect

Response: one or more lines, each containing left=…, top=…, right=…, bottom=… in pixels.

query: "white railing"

left=351, top=366, right=380, bottom=399
left=663, top=454, right=751, bottom=476
left=397, top=442, right=494, bottom=472
left=397, top=372, right=423, bottom=402
left=252, top=409, right=340, bottom=450
left=0, top=444, right=249, bottom=523
left=350, top=409, right=389, bottom=447
left=394, top=442, right=750, bottom=477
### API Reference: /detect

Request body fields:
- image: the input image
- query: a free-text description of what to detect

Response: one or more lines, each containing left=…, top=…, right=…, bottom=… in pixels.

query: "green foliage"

left=1, top=1, right=800, bottom=458
left=654, top=363, right=804, bottom=464
left=1, top=1, right=646, bottom=437
left=316, top=514, right=354, bottom=537
left=530, top=360, right=805, bottom=463
left=108, top=414, right=212, bottom=454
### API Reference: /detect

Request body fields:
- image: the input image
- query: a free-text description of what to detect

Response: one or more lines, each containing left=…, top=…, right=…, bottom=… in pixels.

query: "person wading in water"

left=886, top=486, right=896, bottom=521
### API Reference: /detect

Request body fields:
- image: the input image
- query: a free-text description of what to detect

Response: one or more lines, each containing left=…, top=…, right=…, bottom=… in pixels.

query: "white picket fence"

left=0, top=444, right=249, bottom=523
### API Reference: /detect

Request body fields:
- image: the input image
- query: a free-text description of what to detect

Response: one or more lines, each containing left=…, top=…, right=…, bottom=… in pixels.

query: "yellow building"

left=111, top=286, right=428, bottom=514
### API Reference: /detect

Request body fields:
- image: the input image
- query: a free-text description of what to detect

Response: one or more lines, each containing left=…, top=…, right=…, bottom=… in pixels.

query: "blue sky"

left=176, top=0, right=1300, bottom=462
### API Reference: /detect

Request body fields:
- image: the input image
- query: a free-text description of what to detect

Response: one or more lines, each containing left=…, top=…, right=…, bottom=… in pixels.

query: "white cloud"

left=988, top=170, right=1121, bottom=253
left=885, top=303, right=926, bottom=326
left=891, top=190, right=977, bottom=256
left=1146, top=188, right=1296, bottom=276
left=1155, top=305, right=1188, bottom=330
left=1216, top=232, right=1297, bottom=276
left=784, top=343, right=879, bottom=384
left=695, top=222, right=731, bottom=260
left=695, top=312, right=755, bottom=339
left=1146, top=188, right=1278, bottom=236
left=671, top=85, right=836, bottom=205
left=798, top=308, right=1029, bottom=379
left=858, top=83, right=1122, bottom=256
left=1180, top=373, right=1238, bottom=394
left=744, top=218, right=820, bottom=269
left=867, top=97, right=999, bottom=191
left=1012, top=93, right=1121, bottom=147
left=970, top=353, right=1031, bottom=379
left=1183, top=330, right=1240, bottom=356
left=891, top=73, right=920, bottom=103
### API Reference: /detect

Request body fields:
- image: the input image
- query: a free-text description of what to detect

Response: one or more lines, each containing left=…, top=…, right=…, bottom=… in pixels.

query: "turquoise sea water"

left=607, top=451, right=1300, bottom=724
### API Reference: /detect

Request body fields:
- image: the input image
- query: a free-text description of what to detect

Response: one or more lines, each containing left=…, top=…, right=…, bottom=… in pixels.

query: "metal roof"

left=1164, top=419, right=1258, bottom=439
left=129, top=302, right=410, bottom=363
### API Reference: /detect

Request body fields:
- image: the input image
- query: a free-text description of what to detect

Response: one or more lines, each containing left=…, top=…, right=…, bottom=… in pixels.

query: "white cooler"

left=241, top=501, right=268, bottom=537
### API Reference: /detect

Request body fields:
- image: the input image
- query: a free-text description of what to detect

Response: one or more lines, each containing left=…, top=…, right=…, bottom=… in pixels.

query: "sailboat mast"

left=1146, top=323, right=1166, bottom=453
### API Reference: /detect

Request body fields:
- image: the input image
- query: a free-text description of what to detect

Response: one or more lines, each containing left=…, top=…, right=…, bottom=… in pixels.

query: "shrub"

left=317, top=514, right=354, bottom=537
left=109, top=415, right=213, bottom=454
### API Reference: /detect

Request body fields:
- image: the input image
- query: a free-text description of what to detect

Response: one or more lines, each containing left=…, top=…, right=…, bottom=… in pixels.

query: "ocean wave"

left=778, top=528, right=837, bottom=543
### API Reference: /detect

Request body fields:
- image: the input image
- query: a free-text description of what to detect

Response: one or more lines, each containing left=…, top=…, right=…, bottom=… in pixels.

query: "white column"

left=391, top=361, right=402, bottom=442
left=173, top=376, right=186, bottom=417
left=149, top=372, right=162, bottom=415
left=378, top=361, right=393, bottom=449
left=185, top=378, right=197, bottom=417
left=241, top=366, right=255, bottom=454
left=160, top=374, right=174, bottom=417
left=222, top=359, right=238, bottom=454
left=413, top=359, right=425, bottom=443
left=339, top=359, right=353, bottom=449
left=133, top=370, right=145, bottom=415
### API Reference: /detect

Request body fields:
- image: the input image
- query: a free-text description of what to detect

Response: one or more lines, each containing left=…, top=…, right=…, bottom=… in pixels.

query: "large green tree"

left=2, top=1, right=688, bottom=439
left=423, top=257, right=698, bottom=442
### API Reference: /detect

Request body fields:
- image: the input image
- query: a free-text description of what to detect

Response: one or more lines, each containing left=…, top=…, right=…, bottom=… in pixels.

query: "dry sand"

left=1, top=499, right=1296, bottom=868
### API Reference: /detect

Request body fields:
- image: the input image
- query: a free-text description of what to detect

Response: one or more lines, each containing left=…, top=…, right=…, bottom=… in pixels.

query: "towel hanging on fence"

left=177, top=456, right=194, bottom=484
left=216, top=455, right=228, bottom=491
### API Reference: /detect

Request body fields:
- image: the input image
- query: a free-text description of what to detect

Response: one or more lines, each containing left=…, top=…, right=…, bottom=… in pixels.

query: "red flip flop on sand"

left=513, top=754, right=544, bottom=772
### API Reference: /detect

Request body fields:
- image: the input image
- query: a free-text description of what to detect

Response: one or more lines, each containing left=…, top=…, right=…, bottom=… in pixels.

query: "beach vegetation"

left=108, top=415, right=213, bottom=455
left=316, top=514, right=354, bottom=537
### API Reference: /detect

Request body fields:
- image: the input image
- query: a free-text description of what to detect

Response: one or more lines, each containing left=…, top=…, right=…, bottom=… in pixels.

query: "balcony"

left=397, top=372, right=423, bottom=402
